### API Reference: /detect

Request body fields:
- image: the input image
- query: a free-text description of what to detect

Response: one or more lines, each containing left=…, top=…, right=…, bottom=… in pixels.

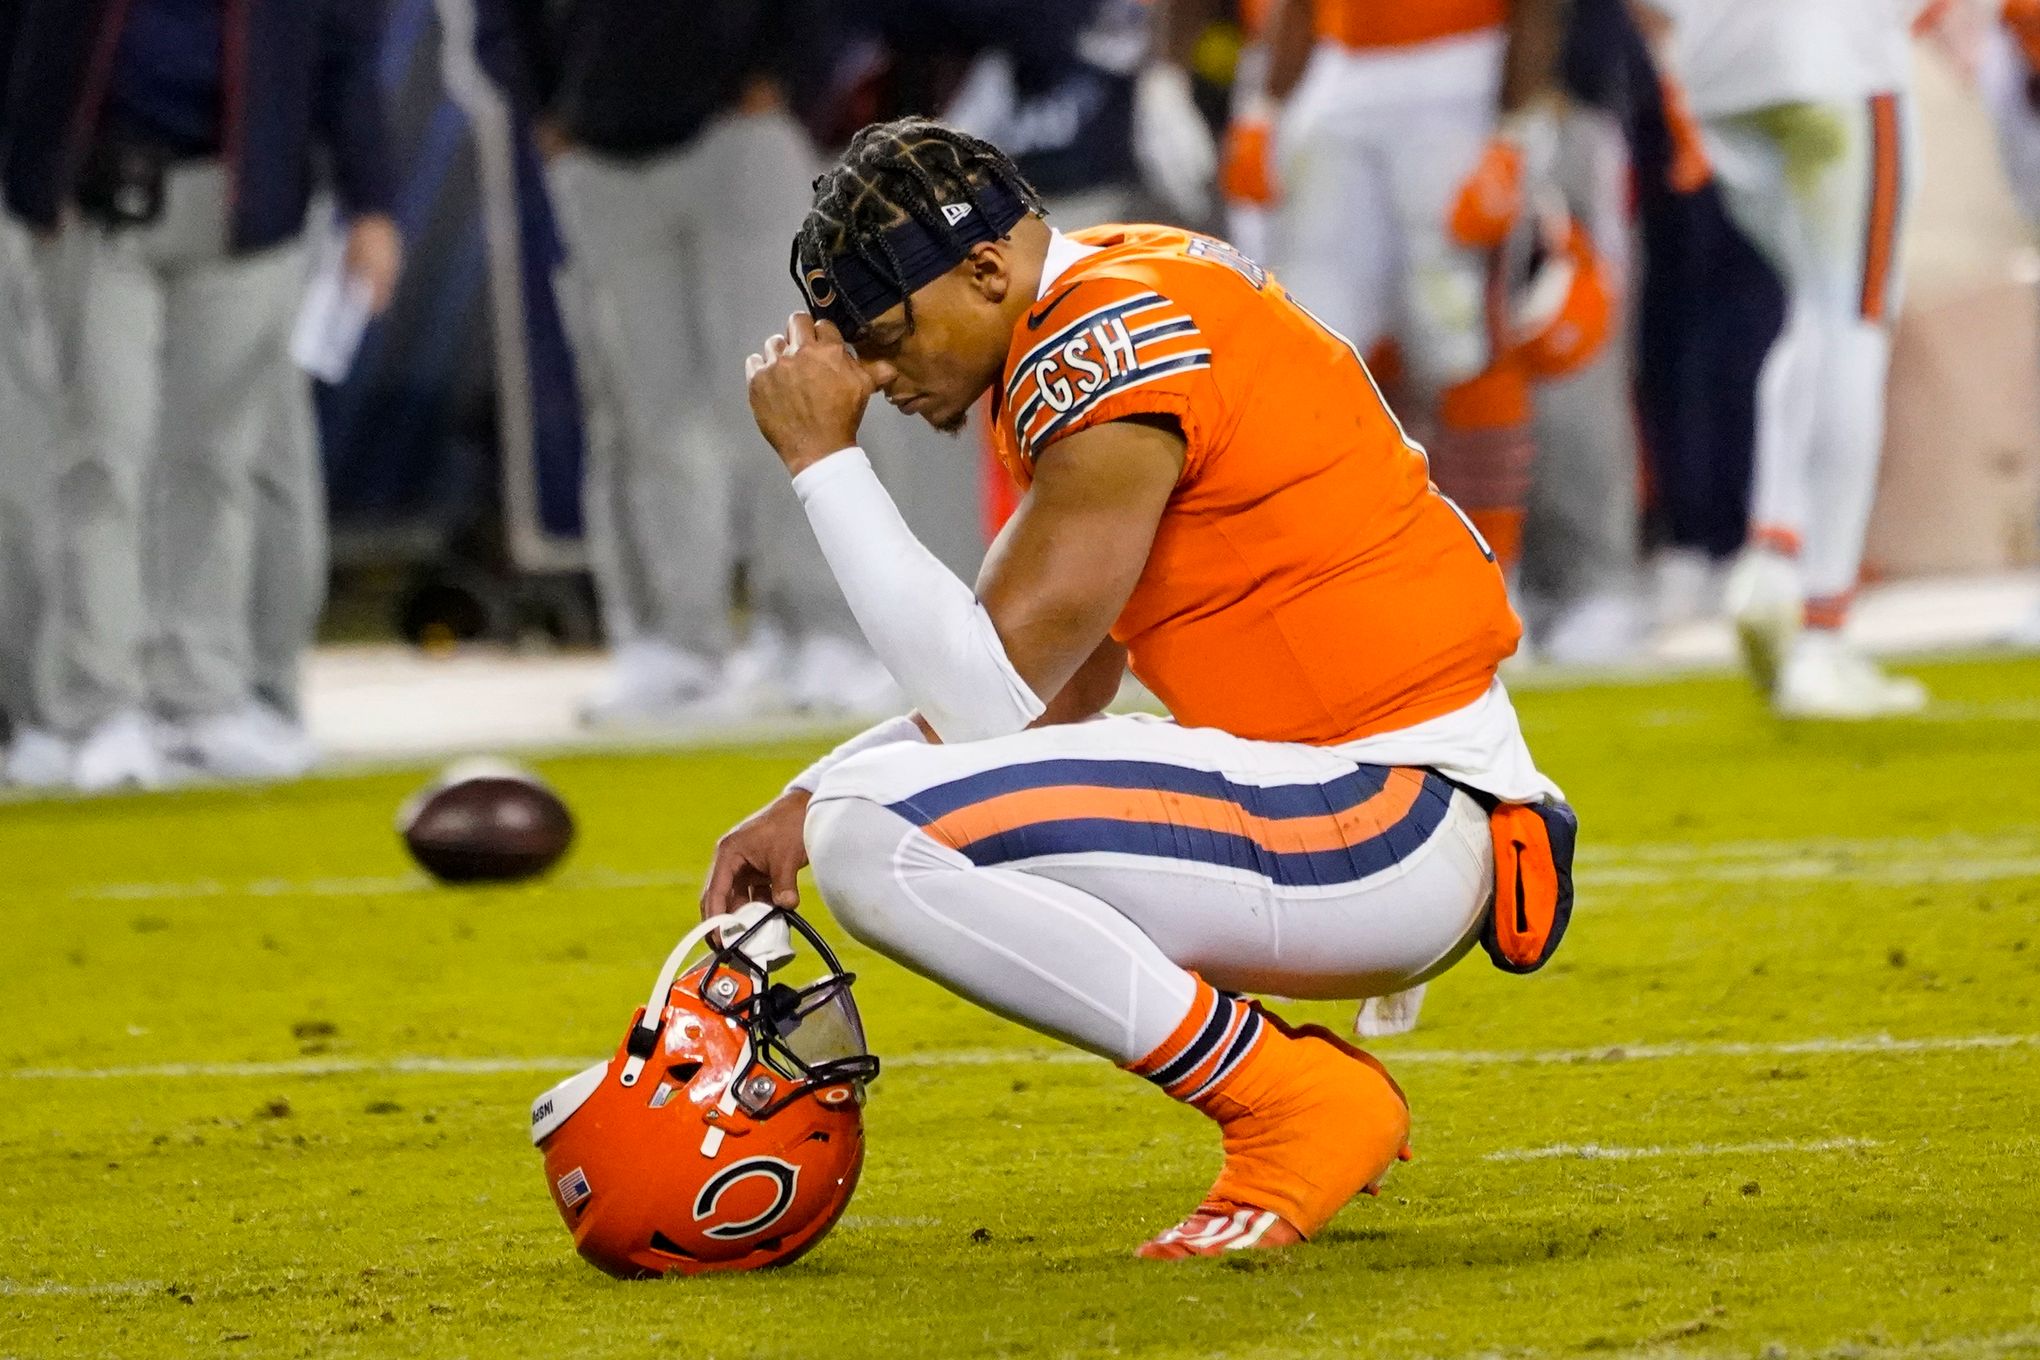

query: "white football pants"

left=1706, top=94, right=1915, bottom=612
left=1268, top=36, right=1505, bottom=393
left=804, top=715, right=1493, bottom=1065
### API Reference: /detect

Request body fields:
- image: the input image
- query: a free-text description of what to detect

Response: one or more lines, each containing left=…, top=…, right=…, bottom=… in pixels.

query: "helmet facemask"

left=535, top=903, right=879, bottom=1145
left=687, top=907, right=880, bottom=1119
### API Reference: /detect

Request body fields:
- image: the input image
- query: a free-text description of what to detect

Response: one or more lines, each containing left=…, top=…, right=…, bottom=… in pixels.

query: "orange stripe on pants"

left=918, top=768, right=1430, bottom=859
left=1860, top=93, right=1902, bottom=325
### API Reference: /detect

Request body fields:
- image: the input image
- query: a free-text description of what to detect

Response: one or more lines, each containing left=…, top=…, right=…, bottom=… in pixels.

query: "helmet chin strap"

left=620, top=904, right=786, bottom=1089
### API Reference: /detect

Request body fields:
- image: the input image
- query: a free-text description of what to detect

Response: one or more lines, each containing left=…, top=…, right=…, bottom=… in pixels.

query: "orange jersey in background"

left=991, top=225, right=1521, bottom=748
left=1314, top=0, right=1504, bottom=49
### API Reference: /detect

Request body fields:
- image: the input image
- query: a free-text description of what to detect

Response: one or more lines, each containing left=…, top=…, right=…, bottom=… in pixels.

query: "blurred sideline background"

left=317, top=2, right=2040, bottom=763
left=4, top=0, right=2039, bottom=781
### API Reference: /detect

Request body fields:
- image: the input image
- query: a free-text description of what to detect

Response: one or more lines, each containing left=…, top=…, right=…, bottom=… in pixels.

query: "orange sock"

left=1126, top=979, right=1410, bottom=1237
left=1433, top=361, right=1534, bottom=573
left=1750, top=522, right=1804, bottom=558
left=1125, top=977, right=1269, bottom=1105
left=1804, top=592, right=1853, bottom=631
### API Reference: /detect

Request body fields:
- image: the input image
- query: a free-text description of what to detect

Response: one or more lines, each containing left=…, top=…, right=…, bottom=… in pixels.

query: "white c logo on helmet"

left=692, top=1156, right=800, bottom=1240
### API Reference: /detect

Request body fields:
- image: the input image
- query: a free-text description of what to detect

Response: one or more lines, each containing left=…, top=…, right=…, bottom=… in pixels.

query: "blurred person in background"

left=1982, top=0, right=2040, bottom=222
left=1227, top=0, right=1575, bottom=586
left=0, top=0, right=62, bottom=788
left=1623, top=6, right=1784, bottom=635
left=1144, top=0, right=1278, bottom=253
left=246, top=351, right=328, bottom=738
left=1174, top=0, right=1646, bottom=660
left=0, top=211, right=66, bottom=787
left=1637, top=0, right=1934, bottom=718
left=0, top=0, right=401, bottom=791
left=1978, top=0, right=2040, bottom=647
left=1516, top=0, right=1653, bottom=665
left=517, top=0, right=900, bottom=726
left=860, top=0, right=1182, bottom=545
left=935, top=0, right=1154, bottom=230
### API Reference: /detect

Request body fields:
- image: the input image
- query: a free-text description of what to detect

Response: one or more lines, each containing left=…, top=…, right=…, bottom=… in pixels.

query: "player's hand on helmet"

left=746, top=313, right=878, bottom=476
left=701, top=789, right=812, bottom=920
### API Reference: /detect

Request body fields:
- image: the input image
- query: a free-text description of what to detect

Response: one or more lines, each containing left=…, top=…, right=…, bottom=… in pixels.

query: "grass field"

left=6, top=655, right=2040, bottom=1360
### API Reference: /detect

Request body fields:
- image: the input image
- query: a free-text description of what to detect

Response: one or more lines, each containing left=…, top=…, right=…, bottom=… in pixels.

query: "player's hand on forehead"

left=746, top=312, right=878, bottom=476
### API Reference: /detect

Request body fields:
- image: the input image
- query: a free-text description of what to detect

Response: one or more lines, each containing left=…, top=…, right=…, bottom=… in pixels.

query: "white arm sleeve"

left=792, top=448, right=1047, bottom=743
left=784, top=714, right=928, bottom=796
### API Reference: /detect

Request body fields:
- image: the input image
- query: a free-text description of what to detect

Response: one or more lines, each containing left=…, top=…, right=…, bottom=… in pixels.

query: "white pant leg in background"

left=0, top=218, right=65, bottom=732
left=247, top=356, right=325, bottom=720
left=40, top=164, right=301, bottom=730
left=1376, top=96, right=1503, bottom=395
left=1524, top=108, right=1644, bottom=606
left=1269, top=46, right=1401, bottom=353
left=1272, top=40, right=1502, bottom=396
left=689, top=112, right=858, bottom=643
left=42, top=207, right=171, bottom=732
left=1707, top=95, right=1913, bottom=607
left=546, top=226, right=638, bottom=648
left=552, top=139, right=734, bottom=659
left=805, top=715, right=1493, bottom=1062
left=146, top=189, right=308, bottom=718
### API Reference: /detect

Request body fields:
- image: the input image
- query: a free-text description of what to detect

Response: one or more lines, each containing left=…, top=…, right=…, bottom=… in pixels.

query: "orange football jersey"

left=991, top=225, right=1521, bottom=747
left=1314, top=0, right=1505, bottom=49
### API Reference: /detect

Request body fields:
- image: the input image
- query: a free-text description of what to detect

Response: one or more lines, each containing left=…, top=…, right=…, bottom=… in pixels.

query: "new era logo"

left=941, top=203, right=972, bottom=226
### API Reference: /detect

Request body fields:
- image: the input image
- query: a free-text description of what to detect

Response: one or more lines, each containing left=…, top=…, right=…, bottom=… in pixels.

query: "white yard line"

left=4, top=1054, right=597, bottom=1080
left=1485, top=1136, right=1878, bottom=1163
left=9, top=1030, right=2034, bottom=1084
left=1581, top=857, right=2040, bottom=888
left=66, top=866, right=700, bottom=902
left=0, top=1279, right=165, bottom=1297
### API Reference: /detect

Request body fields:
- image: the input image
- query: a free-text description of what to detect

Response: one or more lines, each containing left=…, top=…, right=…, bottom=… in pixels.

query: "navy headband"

left=792, top=179, right=1032, bottom=340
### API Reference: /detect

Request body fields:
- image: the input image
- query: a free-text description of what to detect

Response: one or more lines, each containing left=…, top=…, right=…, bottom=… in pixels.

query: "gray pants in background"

left=1524, top=328, right=1642, bottom=604
left=552, top=111, right=854, bottom=655
left=249, top=356, right=325, bottom=720
left=0, top=220, right=64, bottom=731
left=36, top=162, right=306, bottom=732
left=1522, top=109, right=1643, bottom=609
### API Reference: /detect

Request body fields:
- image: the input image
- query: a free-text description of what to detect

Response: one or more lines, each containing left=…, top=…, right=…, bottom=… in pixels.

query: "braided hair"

left=792, top=118, right=1046, bottom=338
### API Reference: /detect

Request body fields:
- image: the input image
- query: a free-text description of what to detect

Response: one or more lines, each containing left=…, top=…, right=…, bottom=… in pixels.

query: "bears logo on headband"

left=790, top=181, right=1033, bottom=340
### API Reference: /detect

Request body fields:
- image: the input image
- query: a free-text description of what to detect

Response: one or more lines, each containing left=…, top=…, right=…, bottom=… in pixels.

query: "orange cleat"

left=1138, top=1014, right=1411, bottom=1259
left=1138, top=1201, right=1304, bottom=1259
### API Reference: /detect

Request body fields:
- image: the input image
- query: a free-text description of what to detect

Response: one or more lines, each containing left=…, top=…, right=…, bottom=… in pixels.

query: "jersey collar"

left=1037, top=228, right=1105, bottom=301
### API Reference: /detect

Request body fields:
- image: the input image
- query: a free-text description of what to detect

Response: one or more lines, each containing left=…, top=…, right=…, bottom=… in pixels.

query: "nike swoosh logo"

left=1027, top=286, right=1082, bottom=331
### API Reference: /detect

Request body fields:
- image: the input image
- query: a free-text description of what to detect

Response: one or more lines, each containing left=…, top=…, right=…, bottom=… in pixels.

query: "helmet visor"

left=767, top=975, right=872, bottom=1072
left=698, top=909, right=881, bottom=1115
